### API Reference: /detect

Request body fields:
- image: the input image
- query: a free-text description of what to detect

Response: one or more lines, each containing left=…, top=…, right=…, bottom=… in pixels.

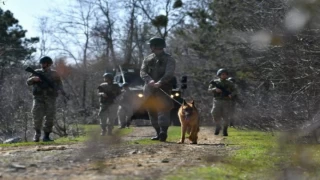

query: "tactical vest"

left=146, top=54, right=169, bottom=82
left=211, top=79, right=233, bottom=100
left=98, top=83, right=121, bottom=104
left=32, top=69, right=59, bottom=97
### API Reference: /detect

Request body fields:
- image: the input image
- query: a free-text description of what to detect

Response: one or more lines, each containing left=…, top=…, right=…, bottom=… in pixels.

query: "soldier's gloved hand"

left=32, top=77, right=41, bottom=82
left=215, top=88, right=222, bottom=93
left=154, top=82, right=161, bottom=88
left=148, top=80, right=155, bottom=87
left=228, top=95, right=232, bottom=99
left=99, top=92, right=107, bottom=97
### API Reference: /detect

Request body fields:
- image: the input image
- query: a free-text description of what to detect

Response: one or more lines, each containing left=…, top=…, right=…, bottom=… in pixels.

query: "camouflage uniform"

left=98, top=82, right=121, bottom=135
left=26, top=68, right=62, bottom=141
left=208, top=78, right=237, bottom=136
left=117, top=87, right=134, bottom=128
left=140, top=51, right=176, bottom=141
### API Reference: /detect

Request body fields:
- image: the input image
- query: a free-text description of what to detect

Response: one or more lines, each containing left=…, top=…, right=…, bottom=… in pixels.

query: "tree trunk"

left=82, top=32, right=89, bottom=109
left=124, top=5, right=135, bottom=66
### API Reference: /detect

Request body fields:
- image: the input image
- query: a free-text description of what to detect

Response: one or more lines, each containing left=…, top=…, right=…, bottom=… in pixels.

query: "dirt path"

left=0, top=126, right=229, bottom=180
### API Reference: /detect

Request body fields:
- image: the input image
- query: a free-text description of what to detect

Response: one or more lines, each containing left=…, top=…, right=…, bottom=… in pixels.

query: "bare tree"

left=91, top=0, right=118, bottom=69
left=136, top=0, right=186, bottom=39
left=121, top=0, right=151, bottom=66
left=133, top=22, right=150, bottom=66
left=122, top=0, right=137, bottom=66
left=37, top=16, right=51, bottom=58
left=49, top=0, right=96, bottom=109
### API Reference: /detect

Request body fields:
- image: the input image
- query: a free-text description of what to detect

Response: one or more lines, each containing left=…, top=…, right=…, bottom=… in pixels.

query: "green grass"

left=128, top=126, right=182, bottom=145
left=3, top=125, right=320, bottom=179
left=114, top=127, right=133, bottom=136
left=0, top=124, right=133, bottom=147
left=164, top=127, right=320, bottom=180
left=167, top=126, right=182, bottom=142
left=129, top=138, right=159, bottom=145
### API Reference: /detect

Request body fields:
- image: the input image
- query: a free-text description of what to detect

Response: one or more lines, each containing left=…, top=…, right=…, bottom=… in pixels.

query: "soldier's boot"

left=230, top=121, right=234, bottom=127
left=107, top=126, right=113, bottom=136
left=126, top=122, right=131, bottom=128
left=33, top=130, right=41, bottom=142
left=126, top=119, right=132, bottom=128
left=100, top=126, right=106, bottom=136
left=223, top=126, right=228, bottom=136
left=42, top=132, right=54, bottom=142
left=159, top=126, right=168, bottom=142
left=118, top=124, right=126, bottom=129
left=214, top=125, right=221, bottom=135
left=151, top=127, right=161, bottom=140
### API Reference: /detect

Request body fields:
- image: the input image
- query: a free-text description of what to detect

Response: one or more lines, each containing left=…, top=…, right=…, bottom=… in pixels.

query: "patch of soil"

left=0, top=126, right=231, bottom=180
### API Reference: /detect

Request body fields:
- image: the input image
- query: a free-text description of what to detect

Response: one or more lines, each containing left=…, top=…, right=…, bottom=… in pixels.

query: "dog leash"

left=159, top=88, right=183, bottom=106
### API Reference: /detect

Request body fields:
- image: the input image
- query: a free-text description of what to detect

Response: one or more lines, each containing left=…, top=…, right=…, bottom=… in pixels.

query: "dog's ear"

left=182, top=99, right=186, bottom=106
left=190, top=100, right=195, bottom=106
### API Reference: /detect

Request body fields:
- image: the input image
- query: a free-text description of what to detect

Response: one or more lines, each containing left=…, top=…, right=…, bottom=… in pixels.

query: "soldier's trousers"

left=117, top=105, right=133, bottom=127
left=211, top=99, right=232, bottom=127
left=98, top=103, right=118, bottom=128
left=148, top=110, right=171, bottom=128
left=143, top=84, right=174, bottom=129
left=32, top=96, right=56, bottom=133
left=145, top=92, right=173, bottom=128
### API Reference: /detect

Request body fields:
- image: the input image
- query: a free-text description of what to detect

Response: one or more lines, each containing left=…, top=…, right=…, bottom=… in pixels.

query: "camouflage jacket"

left=97, top=83, right=121, bottom=104
left=208, top=79, right=237, bottom=100
left=26, top=68, right=62, bottom=97
left=140, top=52, right=176, bottom=86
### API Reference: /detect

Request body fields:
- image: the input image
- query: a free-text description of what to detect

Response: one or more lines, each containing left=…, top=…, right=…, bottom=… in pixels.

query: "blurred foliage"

left=173, top=0, right=183, bottom=9
left=151, top=15, right=168, bottom=27
left=1, top=0, right=320, bottom=141
left=0, top=8, right=39, bottom=68
left=164, top=127, right=320, bottom=179
left=169, top=0, right=320, bottom=130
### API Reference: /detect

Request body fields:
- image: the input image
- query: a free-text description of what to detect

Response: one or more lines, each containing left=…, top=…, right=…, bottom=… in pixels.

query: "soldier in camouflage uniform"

left=208, top=69, right=237, bottom=136
left=98, top=73, right=121, bottom=135
left=117, top=82, right=134, bottom=128
left=26, top=56, right=63, bottom=142
left=140, top=37, right=176, bottom=142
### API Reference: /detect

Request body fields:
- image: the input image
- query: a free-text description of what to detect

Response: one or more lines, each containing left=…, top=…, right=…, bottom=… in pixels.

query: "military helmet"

left=217, top=68, right=228, bottom=76
left=148, top=37, right=166, bottom=48
left=39, top=56, right=53, bottom=64
left=228, top=77, right=235, bottom=83
left=103, top=73, right=114, bottom=80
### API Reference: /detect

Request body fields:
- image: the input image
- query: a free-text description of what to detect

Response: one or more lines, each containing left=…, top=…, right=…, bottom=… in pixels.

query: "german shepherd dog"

left=177, top=100, right=200, bottom=144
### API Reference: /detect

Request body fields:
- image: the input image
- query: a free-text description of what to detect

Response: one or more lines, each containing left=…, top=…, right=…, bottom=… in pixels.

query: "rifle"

left=25, top=67, right=69, bottom=100
left=209, top=80, right=231, bottom=97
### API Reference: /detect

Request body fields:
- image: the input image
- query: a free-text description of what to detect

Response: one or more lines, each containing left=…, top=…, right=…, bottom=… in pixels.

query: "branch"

left=136, top=0, right=163, bottom=37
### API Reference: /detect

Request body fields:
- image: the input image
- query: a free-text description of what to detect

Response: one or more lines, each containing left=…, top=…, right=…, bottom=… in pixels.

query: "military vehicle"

left=113, top=65, right=187, bottom=126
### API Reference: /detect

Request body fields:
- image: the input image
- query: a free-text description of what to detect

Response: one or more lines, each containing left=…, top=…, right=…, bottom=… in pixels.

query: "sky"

left=0, top=0, right=76, bottom=61
left=1, top=0, right=65, bottom=38
left=0, top=0, right=143, bottom=63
